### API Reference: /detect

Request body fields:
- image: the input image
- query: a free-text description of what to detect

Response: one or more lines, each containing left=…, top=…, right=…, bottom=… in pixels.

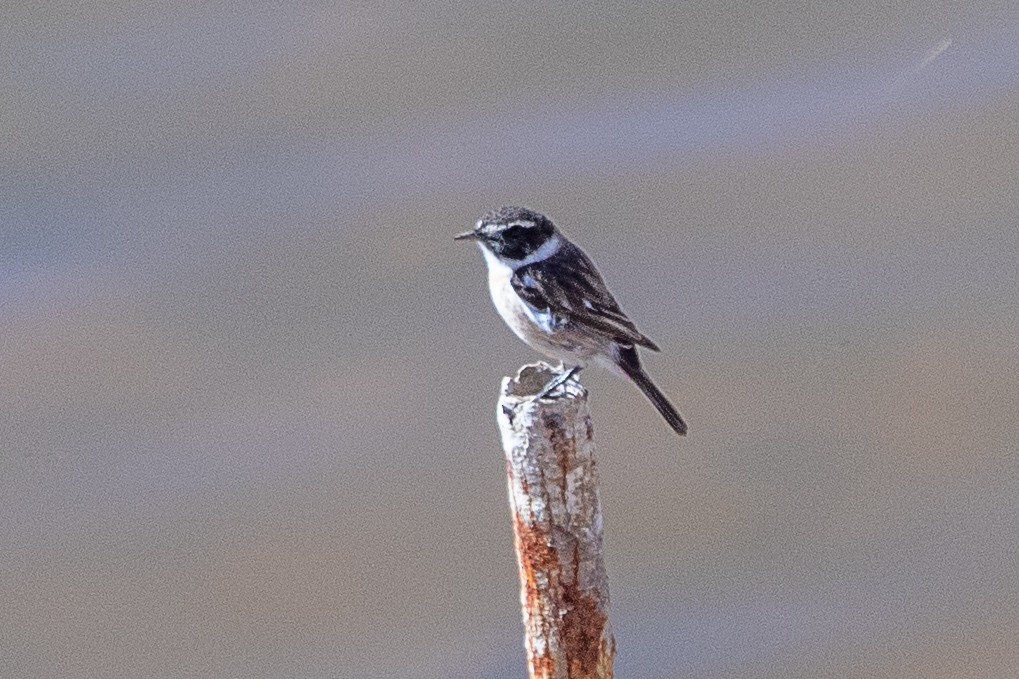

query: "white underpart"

left=479, top=242, right=558, bottom=340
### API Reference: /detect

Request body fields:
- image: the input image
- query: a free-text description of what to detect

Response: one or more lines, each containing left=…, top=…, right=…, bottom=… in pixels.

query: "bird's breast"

left=481, top=248, right=567, bottom=358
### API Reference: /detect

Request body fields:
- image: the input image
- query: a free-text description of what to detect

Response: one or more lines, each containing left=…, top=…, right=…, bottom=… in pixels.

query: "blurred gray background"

left=3, top=2, right=1018, bottom=677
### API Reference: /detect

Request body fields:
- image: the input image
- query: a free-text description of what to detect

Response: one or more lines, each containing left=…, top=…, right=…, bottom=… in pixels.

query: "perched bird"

left=456, top=206, right=687, bottom=436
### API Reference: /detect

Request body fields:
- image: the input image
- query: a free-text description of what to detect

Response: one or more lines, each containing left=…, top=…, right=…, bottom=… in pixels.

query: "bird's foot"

left=535, top=365, right=582, bottom=400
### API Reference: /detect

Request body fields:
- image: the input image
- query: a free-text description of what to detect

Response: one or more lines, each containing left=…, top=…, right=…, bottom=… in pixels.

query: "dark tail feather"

left=617, top=346, right=688, bottom=436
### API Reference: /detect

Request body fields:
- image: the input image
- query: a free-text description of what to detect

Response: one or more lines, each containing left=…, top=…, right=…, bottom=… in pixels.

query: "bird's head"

left=455, top=206, right=558, bottom=262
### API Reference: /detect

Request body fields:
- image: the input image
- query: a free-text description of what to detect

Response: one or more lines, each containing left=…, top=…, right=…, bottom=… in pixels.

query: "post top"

left=501, top=362, right=586, bottom=400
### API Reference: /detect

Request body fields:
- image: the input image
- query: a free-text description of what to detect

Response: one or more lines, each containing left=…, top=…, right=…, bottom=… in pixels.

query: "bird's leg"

left=536, top=365, right=583, bottom=400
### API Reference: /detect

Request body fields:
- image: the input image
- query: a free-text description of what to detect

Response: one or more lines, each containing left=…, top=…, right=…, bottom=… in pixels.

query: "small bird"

left=456, top=206, right=687, bottom=436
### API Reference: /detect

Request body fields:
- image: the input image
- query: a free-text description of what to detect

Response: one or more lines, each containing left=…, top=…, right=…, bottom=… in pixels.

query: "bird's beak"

left=454, top=230, right=480, bottom=242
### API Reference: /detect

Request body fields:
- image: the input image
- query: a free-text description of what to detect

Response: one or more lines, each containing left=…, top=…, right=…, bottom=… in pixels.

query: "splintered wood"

left=498, top=363, right=615, bottom=679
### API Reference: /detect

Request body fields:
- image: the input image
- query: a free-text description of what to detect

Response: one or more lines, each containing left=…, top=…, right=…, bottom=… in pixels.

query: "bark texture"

left=498, top=363, right=615, bottom=679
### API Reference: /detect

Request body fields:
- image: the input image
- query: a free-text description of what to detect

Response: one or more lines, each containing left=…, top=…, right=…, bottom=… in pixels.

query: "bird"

left=456, top=206, right=687, bottom=436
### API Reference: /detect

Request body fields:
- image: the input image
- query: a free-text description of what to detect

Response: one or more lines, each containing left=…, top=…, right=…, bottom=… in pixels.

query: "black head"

left=455, top=206, right=558, bottom=261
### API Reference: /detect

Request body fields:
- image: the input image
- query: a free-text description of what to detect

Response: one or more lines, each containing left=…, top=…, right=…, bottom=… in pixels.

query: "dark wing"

left=511, top=242, right=660, bottom=350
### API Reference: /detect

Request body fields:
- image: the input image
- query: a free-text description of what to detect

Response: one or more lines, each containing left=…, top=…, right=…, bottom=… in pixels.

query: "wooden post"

left=497, top=363, right=615, bottom=679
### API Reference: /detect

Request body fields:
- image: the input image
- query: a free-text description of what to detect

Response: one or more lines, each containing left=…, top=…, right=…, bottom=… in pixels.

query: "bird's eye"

left=502, top=224, right=524, bottom=239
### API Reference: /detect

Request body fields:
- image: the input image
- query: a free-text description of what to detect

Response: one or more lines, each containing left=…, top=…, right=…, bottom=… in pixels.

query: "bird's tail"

left=616, top=346, right=688, bottom=436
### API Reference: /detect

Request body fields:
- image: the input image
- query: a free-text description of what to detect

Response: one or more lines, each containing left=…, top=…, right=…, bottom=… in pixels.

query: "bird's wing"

left=511, top=244, right=659, bottom=351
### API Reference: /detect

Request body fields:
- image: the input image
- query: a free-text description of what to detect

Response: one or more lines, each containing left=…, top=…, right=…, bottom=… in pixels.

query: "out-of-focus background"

left=3, top=2, right=1018, bottom=677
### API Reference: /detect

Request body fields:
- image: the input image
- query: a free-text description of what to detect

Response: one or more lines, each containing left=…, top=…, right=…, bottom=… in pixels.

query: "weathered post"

left=497, top=363, right=615, bottom=679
